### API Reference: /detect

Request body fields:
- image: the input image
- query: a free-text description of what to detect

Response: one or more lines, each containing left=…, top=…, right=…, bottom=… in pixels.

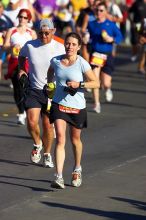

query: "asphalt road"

left=0, top=46, right=146, bottom=220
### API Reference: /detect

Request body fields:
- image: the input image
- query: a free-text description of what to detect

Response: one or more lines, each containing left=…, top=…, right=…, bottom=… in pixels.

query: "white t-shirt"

left=19, top=37, right=65, bottom=89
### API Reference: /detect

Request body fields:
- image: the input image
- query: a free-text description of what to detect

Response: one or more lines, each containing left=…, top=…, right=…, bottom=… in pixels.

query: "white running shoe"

left=105, top=88, right=113, bottom=102
left=31, top=142, right=43, bottom=164
left=23, top=111, right=26, bottom=118
left=43, top=154, right=54, bottom=168
left=93, top=102, right=101, bottom=113
left=131, top=55, right=137, bottom=62
left=17, top=113, right=26, bottom=125
left=51, top=177, right=65, bottom=189
left=71, top=170, right=82, bottom=187
left=9, top=83, right=13, bottom=89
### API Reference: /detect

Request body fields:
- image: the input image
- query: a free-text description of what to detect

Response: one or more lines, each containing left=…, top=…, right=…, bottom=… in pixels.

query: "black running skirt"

left=49, top=102, right=87, bottom=129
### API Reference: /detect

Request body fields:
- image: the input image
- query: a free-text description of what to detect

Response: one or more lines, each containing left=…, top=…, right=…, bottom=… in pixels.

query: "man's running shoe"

left=31, top=142, right=43, bottom=164
left=71, top=170, right=82, bottom=187
left=105, top=88, right=113, bottom=102
left=43, top=154, right=54, bottom=168
left=51, top=177, right=65, bottom=189
left=93, top=102, right=101, bottom=113
left=9, top=83, right=13, bottom=89
left=131, top=55, right=137, bottom=62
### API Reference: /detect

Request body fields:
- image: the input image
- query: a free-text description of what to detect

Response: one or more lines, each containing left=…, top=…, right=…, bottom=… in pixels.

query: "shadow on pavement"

left=0, top=175, right=53, bottom=192
left=110, top=197, right=146, bottom=212
left=41, top=201, right=146, bottom=219
left=113, top=88, right=146, bottom=95
left=0, top=180, right=52, bottom=193
left=0, top=158, right=32, bottom=166
left=0, top=133, right=31, bottom=139
left=0, top=100, right=14, bottom=104
left=104, top=102, right=146, bottom=110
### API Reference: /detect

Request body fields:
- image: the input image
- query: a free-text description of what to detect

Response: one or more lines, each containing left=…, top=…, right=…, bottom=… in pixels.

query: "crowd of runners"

left=0, top=0, right=146, bottom=189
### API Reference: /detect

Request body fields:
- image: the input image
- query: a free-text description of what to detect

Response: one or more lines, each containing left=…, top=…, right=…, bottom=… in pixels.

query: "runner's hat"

left=40, top=18, right=54, bottom=30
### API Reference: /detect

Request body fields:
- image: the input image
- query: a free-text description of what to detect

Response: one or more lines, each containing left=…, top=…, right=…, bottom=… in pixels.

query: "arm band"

left=79, top=81, right=85, bottom=88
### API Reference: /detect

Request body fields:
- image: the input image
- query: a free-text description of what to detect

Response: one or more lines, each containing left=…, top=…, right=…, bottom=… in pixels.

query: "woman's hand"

left=66, top=81, right=80, bottom=89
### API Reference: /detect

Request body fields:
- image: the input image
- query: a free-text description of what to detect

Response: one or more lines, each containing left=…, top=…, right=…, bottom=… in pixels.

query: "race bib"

left=90, top=52, right=107, bottom=67
left=59, top=105, right=80, bottom=114
left=0, top=36, right=3, bottom=46
left=12, top=47, right=20, bottom=57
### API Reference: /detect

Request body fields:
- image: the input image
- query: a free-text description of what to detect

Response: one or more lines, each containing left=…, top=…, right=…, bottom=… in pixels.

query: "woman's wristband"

left=79, top=81, right=85, bottom=88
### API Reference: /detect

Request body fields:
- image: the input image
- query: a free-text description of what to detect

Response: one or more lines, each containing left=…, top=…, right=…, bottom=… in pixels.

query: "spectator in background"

left=105, top=0, right=123, bottom=26
left=0, top=0, right=14, bottom=79
left=126, top=0, right=134, bottom=8
left=129, top=0, right=146, bottom=62
left=105, top=0, right=123, bottom=57
left=4, top=0, right=21, bottom=27
left=71, top=0, right=87, bottom=21
left=77, top=0, right=100, bottom=62
left=76, top=0, right=95, bottom=38
left=33, top=0, right=58, bottom=19
left=54, top=0, right=74, bottom=38
left=32, top=0, right=58, bottom=31
left=1, top=0, right=9, bottom=8
left=138, top=18, right=146, bottom=74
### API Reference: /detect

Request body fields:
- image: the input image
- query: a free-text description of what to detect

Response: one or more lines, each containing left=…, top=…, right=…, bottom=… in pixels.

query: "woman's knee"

left=56, top=132, right=65, bottom=146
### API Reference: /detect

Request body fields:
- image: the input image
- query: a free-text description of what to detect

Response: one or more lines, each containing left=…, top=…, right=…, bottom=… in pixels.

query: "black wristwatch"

left=79, top=81, right=85, bottom=88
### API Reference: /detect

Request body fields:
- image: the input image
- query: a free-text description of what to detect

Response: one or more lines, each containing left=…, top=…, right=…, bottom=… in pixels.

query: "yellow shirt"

left=71, top=0, right=87, bottom=20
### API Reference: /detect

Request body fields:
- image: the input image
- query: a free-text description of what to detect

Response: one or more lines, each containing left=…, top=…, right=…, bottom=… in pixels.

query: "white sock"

left=56, top=173, right=63, bottom=179
left=74, top=166, right=82, bottom=172
left=44, top=153, right=50, bottom=156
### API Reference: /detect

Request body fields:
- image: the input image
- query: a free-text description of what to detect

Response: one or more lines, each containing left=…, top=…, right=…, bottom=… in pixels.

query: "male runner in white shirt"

left=18, top=18, right=65, bottom=167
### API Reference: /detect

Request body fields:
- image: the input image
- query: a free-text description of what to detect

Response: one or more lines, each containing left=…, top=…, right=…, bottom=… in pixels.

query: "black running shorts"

left=24, top=88, right=48, bottom=113
left=101, top=54, right=114, bottom=76
left=49, top=102, right=87, bottom=129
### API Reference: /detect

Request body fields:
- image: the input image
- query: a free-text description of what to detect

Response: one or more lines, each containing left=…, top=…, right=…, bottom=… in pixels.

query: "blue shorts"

left=24, top=88, right=48, bottom=113
left=101, top=54, right=114, bottom=76
left=0, top=49, right=6, bottom=62
left=92, top=54, right=114, bottom=76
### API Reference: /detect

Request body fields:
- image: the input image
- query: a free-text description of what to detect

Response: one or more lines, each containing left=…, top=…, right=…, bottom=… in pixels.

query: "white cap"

left=10, top=0, right=19, bottom=4
left=40, top=18, right=54, bottom=30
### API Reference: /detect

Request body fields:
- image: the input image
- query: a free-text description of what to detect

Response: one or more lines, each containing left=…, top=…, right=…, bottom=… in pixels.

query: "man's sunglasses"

left=96, top=9, right=105, bottom=12
left=19, top=15, right=28, bottom=20
left=39, top=31, right=51, bottom=36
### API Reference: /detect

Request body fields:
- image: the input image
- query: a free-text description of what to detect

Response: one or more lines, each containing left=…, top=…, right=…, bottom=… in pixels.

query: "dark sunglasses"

left=19, top=15, right=28, bottom=20
left=97, top=9, right=104, bottom=12
left=39, top=31, right=51, bottom=36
